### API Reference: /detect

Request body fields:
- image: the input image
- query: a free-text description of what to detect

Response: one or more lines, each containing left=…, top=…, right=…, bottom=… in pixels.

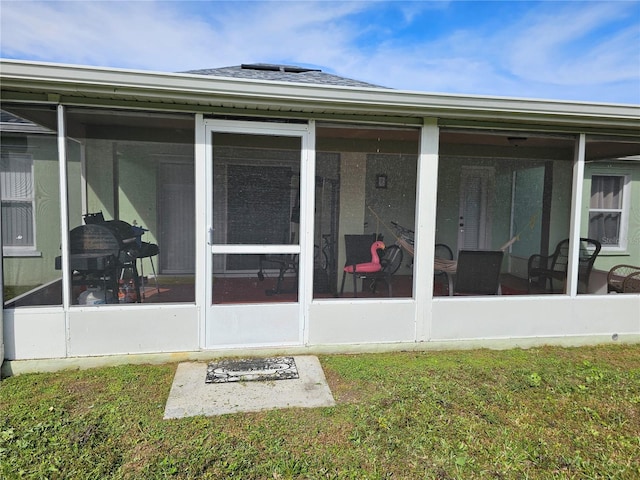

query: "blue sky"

left=1, top=1, right=639, bottom=103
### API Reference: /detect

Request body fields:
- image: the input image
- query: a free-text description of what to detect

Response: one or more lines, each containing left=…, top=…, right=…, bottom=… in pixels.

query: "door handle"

left=208, top=228, right=213, bottom=245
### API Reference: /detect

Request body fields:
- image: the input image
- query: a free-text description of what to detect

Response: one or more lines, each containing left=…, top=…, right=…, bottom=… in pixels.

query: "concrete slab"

left=163, top=355, right=335, bottom=419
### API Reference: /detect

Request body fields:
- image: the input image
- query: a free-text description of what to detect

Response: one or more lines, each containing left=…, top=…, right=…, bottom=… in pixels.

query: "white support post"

left=301, top=120, right=316, bottom=345
left=57, top=104, right=71, bottom=356
left=57, top=105, right=70, bottom=311
left=415, top=118, right=440, bottom=342
left=194, top=113, right=207, bottom=349
left=567, top=133, right=586, bottom=297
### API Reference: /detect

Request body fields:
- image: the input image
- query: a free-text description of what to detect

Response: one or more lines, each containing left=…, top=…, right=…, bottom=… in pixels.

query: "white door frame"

left=199, top=118, right=314, bottom=349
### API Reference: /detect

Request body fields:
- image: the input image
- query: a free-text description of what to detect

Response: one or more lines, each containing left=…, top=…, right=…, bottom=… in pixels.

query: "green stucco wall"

left=2, top=134, right=82, bottom=290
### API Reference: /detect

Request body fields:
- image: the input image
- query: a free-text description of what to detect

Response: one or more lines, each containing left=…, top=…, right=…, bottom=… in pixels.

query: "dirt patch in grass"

left=321, top=362, right=373, bottom=404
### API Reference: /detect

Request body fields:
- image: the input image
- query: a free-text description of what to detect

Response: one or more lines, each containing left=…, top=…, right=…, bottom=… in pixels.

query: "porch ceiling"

left=1, top=60, right=640, bottom=134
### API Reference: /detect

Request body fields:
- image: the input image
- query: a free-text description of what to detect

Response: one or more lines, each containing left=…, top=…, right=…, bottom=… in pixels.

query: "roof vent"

left=241, top=63, right=321, bottom=74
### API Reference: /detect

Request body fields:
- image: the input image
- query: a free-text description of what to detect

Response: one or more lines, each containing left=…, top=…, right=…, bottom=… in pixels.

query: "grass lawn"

left=1, top=345, right=639, bottom=479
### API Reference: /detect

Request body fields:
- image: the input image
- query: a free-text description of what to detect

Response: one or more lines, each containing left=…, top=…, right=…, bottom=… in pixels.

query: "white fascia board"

left=1, top=59, right=639, bottom=129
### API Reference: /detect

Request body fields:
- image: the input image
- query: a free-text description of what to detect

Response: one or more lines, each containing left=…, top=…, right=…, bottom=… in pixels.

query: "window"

left=1, top=152, right=35, bottom=252
left=588, top=174, right=629, bottom=250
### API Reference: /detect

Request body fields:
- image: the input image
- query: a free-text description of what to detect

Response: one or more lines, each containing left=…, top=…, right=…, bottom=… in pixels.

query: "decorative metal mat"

left=205, top=356, right=299, bottom=384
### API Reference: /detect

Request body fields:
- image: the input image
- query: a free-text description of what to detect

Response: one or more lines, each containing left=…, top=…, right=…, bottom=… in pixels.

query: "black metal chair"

left=135, top=241, right=160, bottom=298
left=453, top=250, right=504, bottom=295
left=340, top=234, right=392, bottom=297
left=257, top=233, right=298, bottom=296
left=527, top=238, right=601, bottom=294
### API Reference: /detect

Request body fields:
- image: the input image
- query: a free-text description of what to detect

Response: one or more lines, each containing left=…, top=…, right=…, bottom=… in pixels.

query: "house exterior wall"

left=2, top=133, right=57, bottom=287
left=2, top=133, right=82, bottom=291
left=84, top=139, right=162, bottom=264
left=582, top=160, right=640, bottom=271
left=85, top=140, right=116, bottom=221
left=337, top=152, right=367, bottom=281
left=434, top=157, right=460, bottom=249
left=550, top=161, right=574, bottom=247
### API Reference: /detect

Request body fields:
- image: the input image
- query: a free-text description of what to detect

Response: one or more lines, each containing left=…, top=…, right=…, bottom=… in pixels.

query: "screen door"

left=205, top=120, right=311, bottom=348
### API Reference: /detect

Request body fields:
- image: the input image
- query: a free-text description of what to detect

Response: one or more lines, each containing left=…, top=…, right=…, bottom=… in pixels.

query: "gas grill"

left=55, top=217, right=158, bottom=304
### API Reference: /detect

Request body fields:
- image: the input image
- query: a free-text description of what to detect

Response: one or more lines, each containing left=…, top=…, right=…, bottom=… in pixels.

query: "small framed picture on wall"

left=376, top=174, right=387, bottom=189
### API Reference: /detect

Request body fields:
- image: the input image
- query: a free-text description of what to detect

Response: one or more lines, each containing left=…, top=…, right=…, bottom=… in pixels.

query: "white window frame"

left=1, top=152, right=39, bottom=256
left=588, top=172, right=630, bottom=252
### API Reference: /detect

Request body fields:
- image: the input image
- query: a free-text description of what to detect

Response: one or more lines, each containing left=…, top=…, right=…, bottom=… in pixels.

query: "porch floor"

left=142, top=273, right=537, bottom=303
left=3, top=273, right=579, bottom=308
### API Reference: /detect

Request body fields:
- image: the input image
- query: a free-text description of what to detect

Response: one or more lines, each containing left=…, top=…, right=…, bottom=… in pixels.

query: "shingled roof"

left=184, top=63, right=387, bottom=88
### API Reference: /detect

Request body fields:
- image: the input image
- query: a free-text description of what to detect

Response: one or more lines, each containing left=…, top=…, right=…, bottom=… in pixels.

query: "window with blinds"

left=1, top=152, right=35, bottom=250
left=588, top=174, right=628, bottom=249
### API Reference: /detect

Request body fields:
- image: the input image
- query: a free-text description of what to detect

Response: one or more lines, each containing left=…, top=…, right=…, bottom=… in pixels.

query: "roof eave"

left=1, top=59, right=639, bottom=130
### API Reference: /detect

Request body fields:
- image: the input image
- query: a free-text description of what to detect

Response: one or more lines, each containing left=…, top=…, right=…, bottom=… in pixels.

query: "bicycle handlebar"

left=390, top=221, right=414, bottom=236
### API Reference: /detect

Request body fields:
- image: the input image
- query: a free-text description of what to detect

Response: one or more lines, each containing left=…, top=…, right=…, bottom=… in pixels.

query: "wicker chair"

left=527, top=238, right=601, bottom=294
left=607, top=265, right=640, bottom=294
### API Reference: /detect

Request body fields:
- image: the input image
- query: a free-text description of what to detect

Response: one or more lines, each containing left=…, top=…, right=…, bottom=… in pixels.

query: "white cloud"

left=0, top=1, right=367, bottom=71
left=1, top=0, right=638, bottom=103
left=1, top=1, right=214, bottom=70
left=504, top=2, right=640, bottom=86
left=328, top=1, right=640, bottom=102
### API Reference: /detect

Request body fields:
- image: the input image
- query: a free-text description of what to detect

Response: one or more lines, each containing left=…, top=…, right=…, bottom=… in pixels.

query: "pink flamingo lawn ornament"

left=343, top=240, right=386, bottom=274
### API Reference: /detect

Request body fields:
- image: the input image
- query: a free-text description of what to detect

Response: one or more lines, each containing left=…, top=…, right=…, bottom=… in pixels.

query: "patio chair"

left=257, top=232, right=298, bottom=295
left=340, top=234, right=392, bottom=297
left=136, top=241, right=160, bottom=298
left=527, top=238, right=601, bottom=294
left=607, top=265, right=640, bottom=294
left=453, top=250, right=504, bottom=295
